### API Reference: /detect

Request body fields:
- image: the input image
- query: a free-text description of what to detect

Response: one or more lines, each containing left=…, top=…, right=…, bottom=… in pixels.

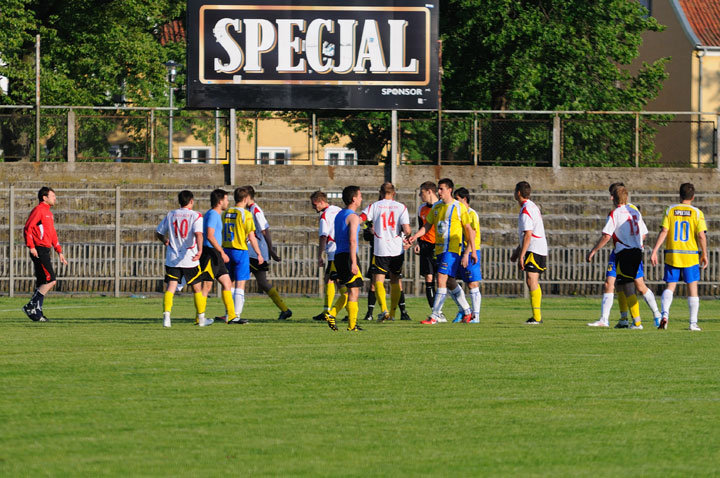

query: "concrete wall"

left=3, top=163, right=720, bottom=192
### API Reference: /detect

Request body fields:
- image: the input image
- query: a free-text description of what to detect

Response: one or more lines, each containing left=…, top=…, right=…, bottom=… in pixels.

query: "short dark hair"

left=310, top=190, right=327, bottom=203
left=612, top=185, right=628, bottom=205
left=342, top=185, right=360, bottom=206
left=178, top=190, right=194, bottom=207
left=454, top=187, right=470, bottom=202
left=420, top=181, right=437, bottom=194
left=438, top=178, right=454, bottom=191
left=244, top=185, right=256, bottom=199
left=233, top=187, right=249, bottom=204
left=210, top=188, right=227, bottom=208
left=679, top=183, right=695, bottom=200
left=515, top=181, right=531, bottom=199
left=380, top=182, right=395, bottom=197
left=37, top=186, right=54, bottom=202
left=609, top=182, right=625, bottom=195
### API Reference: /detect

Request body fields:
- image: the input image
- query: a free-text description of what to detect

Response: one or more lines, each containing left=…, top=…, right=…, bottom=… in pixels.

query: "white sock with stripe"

left=431, top=288, right=447, bottom=319
left=688, top=296, right=699, bottom=325
left=642, top=289, right=661, bottom=318
left=470, top=287, right=481, bottom=318
left=600, top=293, right=613, bottom=323
left=234, top=289, right=245, bottom=319
left=450, top=286, right=471, bottom=314
left=661, top=289, right=673, bottom=318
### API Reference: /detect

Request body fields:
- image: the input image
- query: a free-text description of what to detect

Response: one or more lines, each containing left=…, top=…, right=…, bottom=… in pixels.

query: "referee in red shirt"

left=22, top=186, right=67, bottom=322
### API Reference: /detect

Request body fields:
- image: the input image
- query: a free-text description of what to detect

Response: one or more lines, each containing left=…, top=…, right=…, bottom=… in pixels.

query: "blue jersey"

left=203, top=209, right=223, bottom=249
left=334, top=209, right=359, bottom=254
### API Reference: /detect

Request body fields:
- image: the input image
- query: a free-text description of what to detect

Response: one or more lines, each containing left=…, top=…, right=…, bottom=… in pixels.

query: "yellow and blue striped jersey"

left=661, top=204, right=707, bottom=267
left=425, top=200, right=471, bottom=255
left=221, top=206, right=256, bottom=250
left=462, top=207, right=481, bottom=252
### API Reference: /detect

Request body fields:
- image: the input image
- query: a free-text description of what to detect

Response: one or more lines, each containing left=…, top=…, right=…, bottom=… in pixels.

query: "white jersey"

left=361, top=199, right=410, bottom=257
left=518, top=199, right=548, bottom=256
left=319, top=205, right=342, bottom=260
left=247, top=203, right=269, bottom=260
left=602, top=204, right=647, bottom=253
left=156, top=208, right=203, bottom=267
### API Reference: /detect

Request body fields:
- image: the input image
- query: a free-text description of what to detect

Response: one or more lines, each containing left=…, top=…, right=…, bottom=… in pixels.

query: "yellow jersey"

left=221, top=206, right=256, bottom=250
left=463, top=207, right=481, bottom=252
left=425, top=199, right=472, bottom=255
left=661, top=204, right=707, bottom=267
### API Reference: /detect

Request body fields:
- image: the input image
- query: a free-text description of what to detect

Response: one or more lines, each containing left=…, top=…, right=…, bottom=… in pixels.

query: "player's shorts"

left=250, top=257, right=270, bottom=273
left=164, top=265, right=203, bottom=285
left=664, top=264, right=700, bottom=284
left=224, top=248, right=250, bottom=281
left=461, top=250, right=482, bottom=283
left=197, top=247, right=229, bottom=282
left=606, top=251, right=643, bottom=279
left=437, top=251, right=461, bottom=278
left=615, top=248, right=642, bottom=285
left=325, top=260, right=338, bottom=281
left=369, top=254, right=404, bottom=277
left=334, top=252, right=364, bottom=288
left=523, top=251, right=547, bottom=274
left=418, top=240, right=437, bottom=277
left=31, top=246, right=56, bottom=286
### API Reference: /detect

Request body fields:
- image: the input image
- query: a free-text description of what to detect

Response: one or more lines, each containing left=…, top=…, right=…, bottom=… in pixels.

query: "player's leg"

left=389, top=274, right=402, bottom=319
left=254, top=268, right=291, bottom=319
left=162, top=275, right=179, bottom=328
left=346, top=285, right=362, bottom=331
left=216, top=273, right=236, bottom=322
left=684, top=265, right=701, bottom=331
left=372, top=257, right=390, bottom=319
left=447, top=276, right=471, bottom=322
left=314, top=263, right=336, bottom=321
left=364, top=281, right=376, bottom=321
left=24, top=249, right=56, bottom=321
left=659, top=264, right=679, bottom=330
left=591, top=277, right=615, bottom=327
left=633, top=277, right=661, bottom=326
left=623, top=282, right=642, bottom=329
left=525, top=271, right=542, bottom=324
left=189, top=278, right=212, bottom=327
left=229, top=249, right=251, bottom=324
left=423, top=265, right=450, bottom=324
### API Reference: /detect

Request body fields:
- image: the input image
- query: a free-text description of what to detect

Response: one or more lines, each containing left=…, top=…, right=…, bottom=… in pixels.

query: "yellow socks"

left=374, top=282, right=388, bottom=313
left=329, top=287, right=348, bottom=317
left=389, top=283, right=401, bottom=318
left=627, top=293, right=640, bottom=323
left=267, top=287, right=288, bottom=312
left=347, top=301, right=359, bottom=330
left=325, top=281, right=336, bottom=311
left=530, top=287, right=542, bottom=321
left=222, top=289, right=236, bottom=319
left=618, top=290, right=629, bottom=317
left=193, top=292, right=206, bottom=315
left=163, top=291, right=174, bottom=313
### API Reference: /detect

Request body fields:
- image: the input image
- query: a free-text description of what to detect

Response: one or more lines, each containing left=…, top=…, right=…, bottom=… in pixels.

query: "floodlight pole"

left=35, top=35, right=40, bottom=162
left=164, top=60, right=178, bottom=163
left=391, top=110, right=398, bottom=184
left=229, top=108, right=236, bottom=184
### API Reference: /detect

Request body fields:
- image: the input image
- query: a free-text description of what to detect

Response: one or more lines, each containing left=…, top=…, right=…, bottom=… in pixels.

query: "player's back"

left=320, top=204, right=342, bottom=259
left=161, top=208, right=202, bottom=267
left=362, top=199, right=409, bottom=257
left=465, top=207, right=481, bottom=250
left=518, top=199, right=547, bottom=255
left=247, top=202, right=269, bottom=259
left=662, top=203, right=707, bottom=267
left=222, top=206, right=253, bottom=250
left=604, top=204, right=645, bottom=252
left=334, top=208, right=356, bottom=254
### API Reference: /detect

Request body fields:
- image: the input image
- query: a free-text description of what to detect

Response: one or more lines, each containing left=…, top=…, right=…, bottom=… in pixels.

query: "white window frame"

left=256, top=147, right=291, bottom=165
left=324, top=147, right=358, bottom=166
left=178, top=147, right=211, bottom=163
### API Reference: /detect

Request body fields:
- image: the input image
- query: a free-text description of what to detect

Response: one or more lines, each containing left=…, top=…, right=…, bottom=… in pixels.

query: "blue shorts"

left=607, top=251, right=643, bottom=279
left=436, top=251, right=461, bottom=278
left=664, top=264, right=700, bottom=284
left=461, top=251, right=482, bottom=283
left=224, top=248, right=250, bottom=281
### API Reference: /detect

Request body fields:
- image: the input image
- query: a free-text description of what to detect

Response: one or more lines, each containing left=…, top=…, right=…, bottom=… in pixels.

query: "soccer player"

left=650, top=183, right=708, bottom=331
left=22, top=186, right=68, bottom=322
left=155, top=190, right=207, bottom=328
left=198, top=189, right=237, bottom=324
left=453, top=187, right=482, bottom=323
left=326, top=185, right=364, bottom=331
left=310, top=190, right=345, bottom=321
left=407, top=178, right=476, bottom=325
left=360, top=182, right=412, bottom=322
left=415, top=181, right=440, bottom=311
left=586, top=185, right=660, bottom=330
left=510, top=181, right=547, bottom=325
left=245, top=186, right=292, bottom=320
left=222, top=187, right=264, bottom=324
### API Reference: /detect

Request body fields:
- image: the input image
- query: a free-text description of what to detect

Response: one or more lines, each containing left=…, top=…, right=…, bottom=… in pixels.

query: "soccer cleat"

left=614, top=319, right=630, bottom=329
left=587, top=319, right=609, bottom=327
left=278, top=309, right=292, bottom=320
left=658, top=317, right=668, bottom=330
left=214, top=315, right=229, bottom=324
left=378, top=311, right=392, bottom=322
left=525, top=317, right=543, bottom=325
left=348, top=325, right=364, bottom=331
left=421, top=317, right=438, bottom=325
left=312, top=312, right=326, bottom=321
left=325, top=314, right=338, bottom=331
left=228, top=317, right=249, bottom=324
left=400, top=311, right=412, bottom=321
left=198, top=317, right=214, bottom=327
left=689, top=323, right=702, bottom=332
left=435, top=314, right=448, bottom=323
left=630, top=322, right=643, bottom=330
left=38, top=316, right=49, bottom=322
left=163, top=312, right=171, bottom=328
left=452, top=312, right=464, bottom=323
left=341, top=316, right=348, bottom=322
left=22, top=304, right=41, bottom=322
left=468, top=315, right=480, bottom=324
left=461, top=313, right=473, bottom=324
left=653, top=316, right=662, bottom=328
left=363, top=310, right=374, bottom=321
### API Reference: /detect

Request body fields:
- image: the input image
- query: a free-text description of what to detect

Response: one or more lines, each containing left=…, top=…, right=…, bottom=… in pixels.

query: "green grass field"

left=1, top=294, right=719, bottom=476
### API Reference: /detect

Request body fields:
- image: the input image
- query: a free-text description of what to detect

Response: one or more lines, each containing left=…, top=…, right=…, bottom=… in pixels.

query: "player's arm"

left=402, top=223, right=413, bottom=250
left=262, top=227, right=281, bottom=261
left=461, top=223, right=477, bottom=267
left=318, top=234, right=328, bottom=268
left=349, top=214, right=360, bottom=275
left=407, top=219, right=428, bottom=245
left=516, top=230, right=533, bottom=270
left=586, top=233, right=612, bottom=262
left=248, top=231, right=264, bottom=264
left=650, top=227, right=669, bottom=266
left=24, top=208, right=41, bottom=257
left=698, top=230, right=708, bottom=269
left=191, top=231, right=203, bottom=262
left=155, top=231, right=169, bottom=246
left=206, top=226, right=229, bottom=263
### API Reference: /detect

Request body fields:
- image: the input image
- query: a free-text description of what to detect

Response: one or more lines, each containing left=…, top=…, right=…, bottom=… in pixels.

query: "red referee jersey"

left=24, top=202, right=62, bottom=253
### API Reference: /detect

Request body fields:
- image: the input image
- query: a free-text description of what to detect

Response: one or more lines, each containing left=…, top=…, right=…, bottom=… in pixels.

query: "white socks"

left=688, top=296, right=699, bottom=325
left=642, top=289, right=661, bottom=318
left=469, top=287, right=481, bottom=318
left=600, top=293, right=614, bottom=323
left=450, top=286, right=471, bottom=314
left=233, top=288, right=246, bottom=319
left=432, top=287, right=448, bottom=318
left=661, top=289, right=674, bottom=318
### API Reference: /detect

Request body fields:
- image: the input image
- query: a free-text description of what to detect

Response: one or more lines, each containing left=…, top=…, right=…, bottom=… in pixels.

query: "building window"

left=179, top=147, right=210, bottom=163
left=256, top=147, right=290, bottom=165
left=324, top=148, right=358, bottom=165
left=638, top=0, right=651, bottom=16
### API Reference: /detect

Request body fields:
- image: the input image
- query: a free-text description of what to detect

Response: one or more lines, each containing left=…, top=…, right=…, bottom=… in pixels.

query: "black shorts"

left=31, top=246, right=56, bottom=286
left=523, top=251, right=547, bottom=274
left=198, top=247, right=229, bottom=282
left=250, top=257, right=270, bottom=273
left=164, top=265, right=203, bottom=286
left=370, top=254, right=404, bottom=277
left=325, top=260, right=338, bottom=281
left=334, top=252, right=364, bottom=288
left=418, top=240, right=437, bottom=277
left=615, top=248, right=643, bottom=285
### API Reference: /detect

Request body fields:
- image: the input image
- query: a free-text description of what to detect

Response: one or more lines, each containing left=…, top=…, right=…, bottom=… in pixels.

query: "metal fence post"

left=473, top=112, right=478, bottom=166
left=35, top=35, right=41, bottom=163
left=552, top=113, right=561, bottom=170
left=635, top=112, right=640, bottom=167
left=229, top=108, right=237, bottom=184
left=716, top=114, right=720, bottom=170
left=9, top=185, right=15, bottom=297
left=115, top=186, right=120, bottom=297
left=67, top=109, right=76, bottom=162
left=311, top=113, right=316, bottom=166
left=391, top=110, right=398, bottom=184
left=149, top=109, right=155, bottom=163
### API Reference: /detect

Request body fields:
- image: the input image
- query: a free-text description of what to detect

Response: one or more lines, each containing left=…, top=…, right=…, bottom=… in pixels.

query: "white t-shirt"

left=157, top=208, right=203, bottom=267
left=247, top=203, right=269, bottom=259
left=319, top=205, right=342, bottom=260
left=361, top=199, right=410, bottom=257
left=518, top=199, right=548, bottom=256
left=602, top=204, right=647, bottom=253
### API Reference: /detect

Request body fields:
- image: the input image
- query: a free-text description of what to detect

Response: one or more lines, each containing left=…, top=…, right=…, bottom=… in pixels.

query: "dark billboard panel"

left=187, top=0, right=439, bottom=110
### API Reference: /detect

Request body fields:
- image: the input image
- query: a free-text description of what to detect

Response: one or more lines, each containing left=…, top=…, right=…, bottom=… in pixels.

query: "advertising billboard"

left=187, top=0, right=439, bottom=110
